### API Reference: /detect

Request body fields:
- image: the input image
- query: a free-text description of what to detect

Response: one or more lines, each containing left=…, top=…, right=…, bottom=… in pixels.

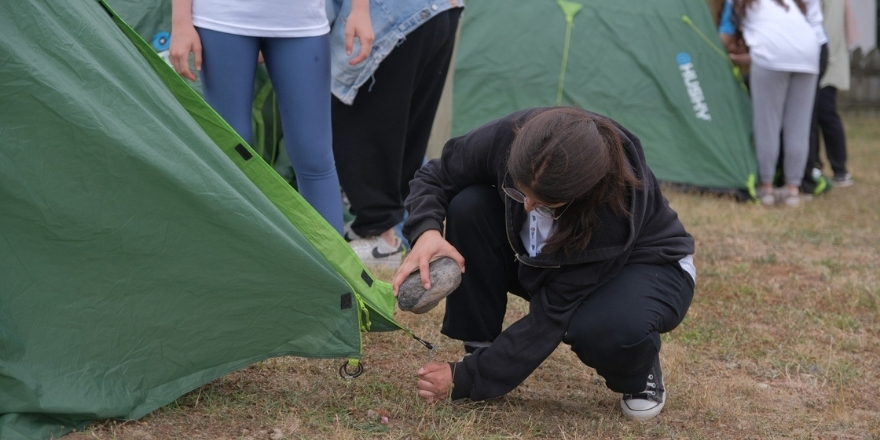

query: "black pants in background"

left=806, top=43, right=830, bottom=175
left=331, top=9, right=462, bottom=237
left=441, top=185, right=695, bottom=393
left=814, top=86, right=849, bottom=176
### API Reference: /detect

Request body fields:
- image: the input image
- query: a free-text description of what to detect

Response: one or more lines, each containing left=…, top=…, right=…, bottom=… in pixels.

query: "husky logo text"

left=676, top=52, right=712, bottom=121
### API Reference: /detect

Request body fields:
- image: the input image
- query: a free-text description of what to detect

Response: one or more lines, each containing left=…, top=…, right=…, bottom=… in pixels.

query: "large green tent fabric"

left=452, top=0, right=756, bottom=195
left=0, top=1, right=403, bottom=438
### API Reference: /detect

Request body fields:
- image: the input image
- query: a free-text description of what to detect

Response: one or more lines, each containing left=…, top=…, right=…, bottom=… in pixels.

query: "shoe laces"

left=623, top=374, right=660, bottom=402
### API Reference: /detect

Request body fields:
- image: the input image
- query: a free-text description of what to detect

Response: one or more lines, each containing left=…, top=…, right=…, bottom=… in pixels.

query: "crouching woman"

left=391, top=107, right=696, bottom=421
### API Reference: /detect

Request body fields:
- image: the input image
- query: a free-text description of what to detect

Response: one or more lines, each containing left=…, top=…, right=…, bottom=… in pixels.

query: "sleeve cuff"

left=449, top=361, right=473, bottom=401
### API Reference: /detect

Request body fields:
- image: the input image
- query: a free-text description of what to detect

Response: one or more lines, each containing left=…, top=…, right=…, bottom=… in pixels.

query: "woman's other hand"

left=417, top=362, right=453, bottom=403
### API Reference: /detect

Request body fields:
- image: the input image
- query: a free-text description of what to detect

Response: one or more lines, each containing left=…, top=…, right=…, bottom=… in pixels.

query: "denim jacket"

left=326, top=0, right=464, bottom=105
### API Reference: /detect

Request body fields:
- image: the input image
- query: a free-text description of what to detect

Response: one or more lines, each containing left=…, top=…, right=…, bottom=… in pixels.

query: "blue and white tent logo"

left=677, top=52, right=712, bottom=121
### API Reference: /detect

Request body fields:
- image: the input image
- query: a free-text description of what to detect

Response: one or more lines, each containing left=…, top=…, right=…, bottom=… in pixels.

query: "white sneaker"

left=757, top=188, right=775, bottom=206
left=349, top=236, right=404, bottom=269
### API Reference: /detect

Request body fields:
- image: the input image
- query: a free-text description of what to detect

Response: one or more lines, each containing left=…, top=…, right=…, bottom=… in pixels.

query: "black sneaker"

left=620, top=354, right=666, bottom=421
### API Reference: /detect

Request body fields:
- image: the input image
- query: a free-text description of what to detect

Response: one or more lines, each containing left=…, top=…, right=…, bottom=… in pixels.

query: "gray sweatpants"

left=750, top=64, right=818, bottom=186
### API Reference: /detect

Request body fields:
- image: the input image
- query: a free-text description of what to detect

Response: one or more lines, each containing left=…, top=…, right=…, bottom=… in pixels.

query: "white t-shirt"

left=192, top=0, right=329, bottom=38
left=740, top=0, right=820, bottom=73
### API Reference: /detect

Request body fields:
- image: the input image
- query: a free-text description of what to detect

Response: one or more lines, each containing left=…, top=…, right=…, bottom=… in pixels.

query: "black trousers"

left=331, top=9, right=462, bottom=237
left=441, top=186, right=695, bottom=393
left=807, top=43, right=830, bottom=174
left=814, top=86, right=849, bottom=176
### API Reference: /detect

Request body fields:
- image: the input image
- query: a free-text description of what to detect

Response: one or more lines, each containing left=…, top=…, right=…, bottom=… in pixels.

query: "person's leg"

left=564, top=263, right=694, bottom=393
left=196, top=28, right=259, bottom=143
left=441, top=185, right=526, bottom=343
left=750, top=65, right=789, bottom=196
left=807, top=43, right=830, bottom=174
left=332, top=8, right=461, bottom=239
left=261, top=34, right=343, bottom=234
left=780, top=72, right=818, bottom=190
left=398, top=9, right=462, bottom=203
left=564, top=263, right=694, bottom=420
left=818, top=86, right=850, bottom=179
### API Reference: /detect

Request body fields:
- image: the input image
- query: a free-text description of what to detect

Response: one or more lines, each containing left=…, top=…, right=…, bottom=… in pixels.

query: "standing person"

left=731, top=0, right=821, bottom=207
left=169, top=0, right=374, bottom=234
left=812, top=0, right=857, bottom=187
left=719, top=0, right=752, bottom=77
left=327, top=0, right=464, bottom=267
left=801, top=0, right=831, bottom=195
left=392, top=107, right=696, bottom=421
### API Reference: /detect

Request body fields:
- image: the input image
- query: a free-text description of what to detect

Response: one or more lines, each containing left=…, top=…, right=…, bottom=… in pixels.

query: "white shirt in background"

left=739, top=0, right=821, bottom=73
left=192, top=0, right=329, bottom=38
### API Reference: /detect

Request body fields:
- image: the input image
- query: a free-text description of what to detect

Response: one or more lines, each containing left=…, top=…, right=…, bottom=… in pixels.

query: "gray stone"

left=397, top=256, right=462, bottom=314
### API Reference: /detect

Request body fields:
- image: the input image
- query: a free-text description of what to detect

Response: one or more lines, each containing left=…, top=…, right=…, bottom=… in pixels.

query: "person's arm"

left=414, top=293, right=571, bottom=404
left=804, top=0, right=828, bottom=45
left=402, top=110, right=542, bottom=246
left=169, top=0, right=202, bottom=81
left=344, top=0, right=374, bottom=65
left=728, top=51, right=751, bottom=68
left=446, top=267, right=607, bottom=401
left=392, top=119, right=508, bottom=294
left=395, top=111, right=543, bottom=303
left=718, top=0, right=736, bottom=37
left=844, top=0, right=858, bottom=48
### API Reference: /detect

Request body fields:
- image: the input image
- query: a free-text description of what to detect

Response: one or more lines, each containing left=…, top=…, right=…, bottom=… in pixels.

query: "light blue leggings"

left=197, top=28, right=343, bottom=234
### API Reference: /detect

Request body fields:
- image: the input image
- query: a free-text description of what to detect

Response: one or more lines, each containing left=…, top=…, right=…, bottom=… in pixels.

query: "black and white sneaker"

left=342, top=220, right=361, bottom=242
left=349, top=236, right=405, bottom=269
left=832, top=173, right=854, bottom=188
left=620, top=354, right=666, bottom=421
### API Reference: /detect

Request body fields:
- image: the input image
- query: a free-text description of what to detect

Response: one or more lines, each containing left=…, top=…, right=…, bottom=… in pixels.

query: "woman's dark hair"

left=507, top=107, right=642, bottom=255
left=733, top=0, right=806, bottom=22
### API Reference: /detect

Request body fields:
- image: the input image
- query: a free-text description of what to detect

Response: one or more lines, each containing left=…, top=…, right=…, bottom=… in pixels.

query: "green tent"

left=0, top=1, right=406, bottom=438
left=452, top=0, right=757, bottom=196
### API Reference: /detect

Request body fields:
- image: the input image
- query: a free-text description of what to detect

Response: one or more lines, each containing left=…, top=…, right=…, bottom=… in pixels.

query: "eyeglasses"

left=502, top=186, right=569, bottom=220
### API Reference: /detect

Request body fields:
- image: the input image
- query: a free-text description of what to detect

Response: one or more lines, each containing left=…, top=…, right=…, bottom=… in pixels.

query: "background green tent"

left=0, top=1, right=405, bottom=439
left=452, top=0, right=756, bottom=196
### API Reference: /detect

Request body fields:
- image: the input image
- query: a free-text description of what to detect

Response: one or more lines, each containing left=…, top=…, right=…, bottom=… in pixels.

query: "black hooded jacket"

left=403, top=108, right=695, bottom=401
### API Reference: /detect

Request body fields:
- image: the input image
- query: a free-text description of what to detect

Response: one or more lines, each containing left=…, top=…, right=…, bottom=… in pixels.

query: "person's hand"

left=392, top=230, right=465, bottom=295
left=729, top=52, right=751, bottom=68
left=345, top=0, right=374, bottom=65
left=169, top=23, right=202, bottom=81
left=417, top=362, right=453, bottom=403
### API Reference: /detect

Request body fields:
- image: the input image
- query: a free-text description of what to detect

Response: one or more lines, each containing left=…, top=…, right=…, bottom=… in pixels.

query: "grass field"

left=69, top=115, right=880, bottom=439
